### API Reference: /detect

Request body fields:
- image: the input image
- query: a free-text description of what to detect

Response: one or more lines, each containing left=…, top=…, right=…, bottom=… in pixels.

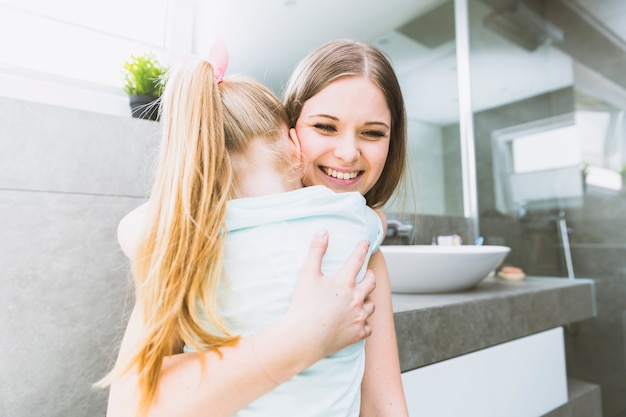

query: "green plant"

left=122, top=53, right=168, bottom=97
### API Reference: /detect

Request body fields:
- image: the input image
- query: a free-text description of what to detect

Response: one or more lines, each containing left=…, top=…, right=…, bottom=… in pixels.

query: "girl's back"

left=206, top=186, right=382, bottom=416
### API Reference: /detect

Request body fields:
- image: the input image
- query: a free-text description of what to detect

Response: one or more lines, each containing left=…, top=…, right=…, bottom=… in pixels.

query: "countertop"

left=392, top=277, right=596, bottom=372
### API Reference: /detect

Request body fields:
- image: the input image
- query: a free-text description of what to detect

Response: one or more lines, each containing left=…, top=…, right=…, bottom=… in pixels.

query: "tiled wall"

left=0, top=97, right=159, bottom=417
left=480, top=193, right=626, bottom=417
left=564, top=193, right=626, bottom=417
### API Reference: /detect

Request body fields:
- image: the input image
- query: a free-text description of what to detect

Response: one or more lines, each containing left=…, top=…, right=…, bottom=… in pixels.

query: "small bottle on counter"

left=436, top=234, right=462, bottom=246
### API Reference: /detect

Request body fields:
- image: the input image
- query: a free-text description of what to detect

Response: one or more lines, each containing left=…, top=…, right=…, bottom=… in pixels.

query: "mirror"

left=374, top=0, right=466, bottom=217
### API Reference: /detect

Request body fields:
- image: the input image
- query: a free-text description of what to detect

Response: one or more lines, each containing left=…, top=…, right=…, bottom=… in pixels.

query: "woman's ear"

left=288, top=128, right=302, bottom=162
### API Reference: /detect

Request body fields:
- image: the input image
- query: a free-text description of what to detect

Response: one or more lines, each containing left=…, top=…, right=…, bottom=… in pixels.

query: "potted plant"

left=122, top=52, right=168, bottom=121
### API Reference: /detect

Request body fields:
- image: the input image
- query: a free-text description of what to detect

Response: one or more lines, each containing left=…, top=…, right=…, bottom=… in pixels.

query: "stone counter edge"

left=393, top=277, right=595, bottom=372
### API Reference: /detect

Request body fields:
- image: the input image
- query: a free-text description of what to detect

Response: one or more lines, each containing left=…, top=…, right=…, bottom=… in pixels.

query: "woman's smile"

left=321, top=166, right=362, bottom=181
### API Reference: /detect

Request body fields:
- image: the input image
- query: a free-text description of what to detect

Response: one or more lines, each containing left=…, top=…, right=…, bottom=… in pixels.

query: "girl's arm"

left=116, top=202, right=148, bottom=259
left=360, top=249, right=409, bottom=417
left=106, top=230, right=377, bottom=417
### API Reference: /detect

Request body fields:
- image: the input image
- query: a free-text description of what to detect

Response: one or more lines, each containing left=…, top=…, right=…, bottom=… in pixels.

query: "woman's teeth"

left=323, top=167, right=358, bottom=180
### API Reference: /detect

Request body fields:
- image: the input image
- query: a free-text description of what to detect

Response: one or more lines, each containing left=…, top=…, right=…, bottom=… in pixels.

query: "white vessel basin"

left=379, top=245, right=511, bottom=293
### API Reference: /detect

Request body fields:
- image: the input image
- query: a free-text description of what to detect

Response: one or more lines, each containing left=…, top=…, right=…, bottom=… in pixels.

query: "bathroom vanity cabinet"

left=393, top=277, right=600, bottom=417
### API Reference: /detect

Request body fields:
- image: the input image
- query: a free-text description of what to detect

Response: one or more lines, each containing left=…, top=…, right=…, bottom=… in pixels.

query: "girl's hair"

left=283, top=39, right=407, bottom=209
left=99, top=60, right=290, bottom=415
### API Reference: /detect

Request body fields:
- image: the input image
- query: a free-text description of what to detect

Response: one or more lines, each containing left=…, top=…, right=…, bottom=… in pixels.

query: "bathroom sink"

left=379, top=245, right=511, bottom=293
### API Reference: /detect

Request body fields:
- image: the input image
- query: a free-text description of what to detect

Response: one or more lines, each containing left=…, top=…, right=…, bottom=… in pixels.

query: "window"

left=0, top=0, right=186, bottom=115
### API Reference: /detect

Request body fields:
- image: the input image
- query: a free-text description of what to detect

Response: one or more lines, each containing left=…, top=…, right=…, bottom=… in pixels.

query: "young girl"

left=100, top=52, right=382, bottom=416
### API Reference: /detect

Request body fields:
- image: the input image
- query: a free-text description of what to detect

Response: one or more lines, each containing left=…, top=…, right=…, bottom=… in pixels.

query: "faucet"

left=386, top=219, right=414, bottom=239
left=555, top=210, right=575, bottom=279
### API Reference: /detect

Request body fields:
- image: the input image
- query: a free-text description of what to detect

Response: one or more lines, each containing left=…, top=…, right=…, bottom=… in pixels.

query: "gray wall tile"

left=0, top=98, right=153, bottom=417
left=0, top=97, right=159, bottom=197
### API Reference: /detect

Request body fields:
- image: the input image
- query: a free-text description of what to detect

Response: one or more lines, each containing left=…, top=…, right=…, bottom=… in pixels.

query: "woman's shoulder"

left=372, top=208, right=388, bottom=236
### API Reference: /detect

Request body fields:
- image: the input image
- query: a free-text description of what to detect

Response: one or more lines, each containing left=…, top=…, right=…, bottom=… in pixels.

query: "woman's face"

left=293, top=76, right=391, bottom=196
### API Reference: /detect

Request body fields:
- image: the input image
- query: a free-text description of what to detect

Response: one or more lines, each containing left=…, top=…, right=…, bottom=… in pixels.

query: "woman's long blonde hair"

left=99, top=60, right=290, bottom=415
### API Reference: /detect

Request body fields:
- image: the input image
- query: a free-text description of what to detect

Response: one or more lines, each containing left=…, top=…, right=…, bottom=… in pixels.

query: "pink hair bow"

left=208, top=39, right=229, bottom=84
left=180, top=39, right=229, bottom=84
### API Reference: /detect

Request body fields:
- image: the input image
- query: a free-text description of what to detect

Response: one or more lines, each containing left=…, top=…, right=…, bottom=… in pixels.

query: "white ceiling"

left=193, top=0, right=441, bottom=89
left=190, top=0, right=626, bottom=126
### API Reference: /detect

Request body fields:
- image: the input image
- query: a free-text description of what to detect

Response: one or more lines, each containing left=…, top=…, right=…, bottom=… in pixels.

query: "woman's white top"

left=188, top=186, right=383, bottom=417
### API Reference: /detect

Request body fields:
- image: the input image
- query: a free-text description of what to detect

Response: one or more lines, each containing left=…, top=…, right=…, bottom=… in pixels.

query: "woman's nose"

left=333, top=136, right=360, bottom=162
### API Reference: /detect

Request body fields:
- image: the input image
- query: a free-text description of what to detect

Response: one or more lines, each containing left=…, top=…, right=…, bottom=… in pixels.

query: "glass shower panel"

left=469, top=1, right=626, bottom=415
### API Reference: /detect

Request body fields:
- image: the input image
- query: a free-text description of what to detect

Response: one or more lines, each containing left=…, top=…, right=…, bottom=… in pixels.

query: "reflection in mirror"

left=469, top=0, right=626, bottom=222
left=491, top=113, right=583, bottom=216
left=488, top=81, right=626, bottom=218
left=377, top=0, right=465, bottom=218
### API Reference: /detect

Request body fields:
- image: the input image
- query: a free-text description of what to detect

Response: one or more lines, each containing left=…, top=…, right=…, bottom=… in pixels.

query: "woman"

left=283, top=38, right=409, bottom=416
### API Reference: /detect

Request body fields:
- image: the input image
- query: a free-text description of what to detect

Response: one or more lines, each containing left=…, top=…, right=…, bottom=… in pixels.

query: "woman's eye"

left=362, top=130, right=387, bottom=139
left=314, top=123, right=337, bottom=133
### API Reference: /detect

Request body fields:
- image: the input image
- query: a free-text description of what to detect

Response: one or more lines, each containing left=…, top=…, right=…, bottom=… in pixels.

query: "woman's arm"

left=360, top=249, right=409, bottom=417
left=106, top=230, right=377, bottom=417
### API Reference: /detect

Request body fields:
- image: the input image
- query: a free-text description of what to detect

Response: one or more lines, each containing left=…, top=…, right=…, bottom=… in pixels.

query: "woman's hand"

left=284, top=228, right=376, bottom=359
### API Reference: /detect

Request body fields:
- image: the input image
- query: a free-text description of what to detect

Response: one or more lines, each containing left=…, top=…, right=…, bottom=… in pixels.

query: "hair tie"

left=208, top=39, right=229, bottom=84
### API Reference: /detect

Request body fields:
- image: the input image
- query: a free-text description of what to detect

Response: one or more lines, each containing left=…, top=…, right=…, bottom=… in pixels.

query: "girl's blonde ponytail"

left=98, top=58, right=291, bottom=416
left=102, top=61, right=240, bottom=416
